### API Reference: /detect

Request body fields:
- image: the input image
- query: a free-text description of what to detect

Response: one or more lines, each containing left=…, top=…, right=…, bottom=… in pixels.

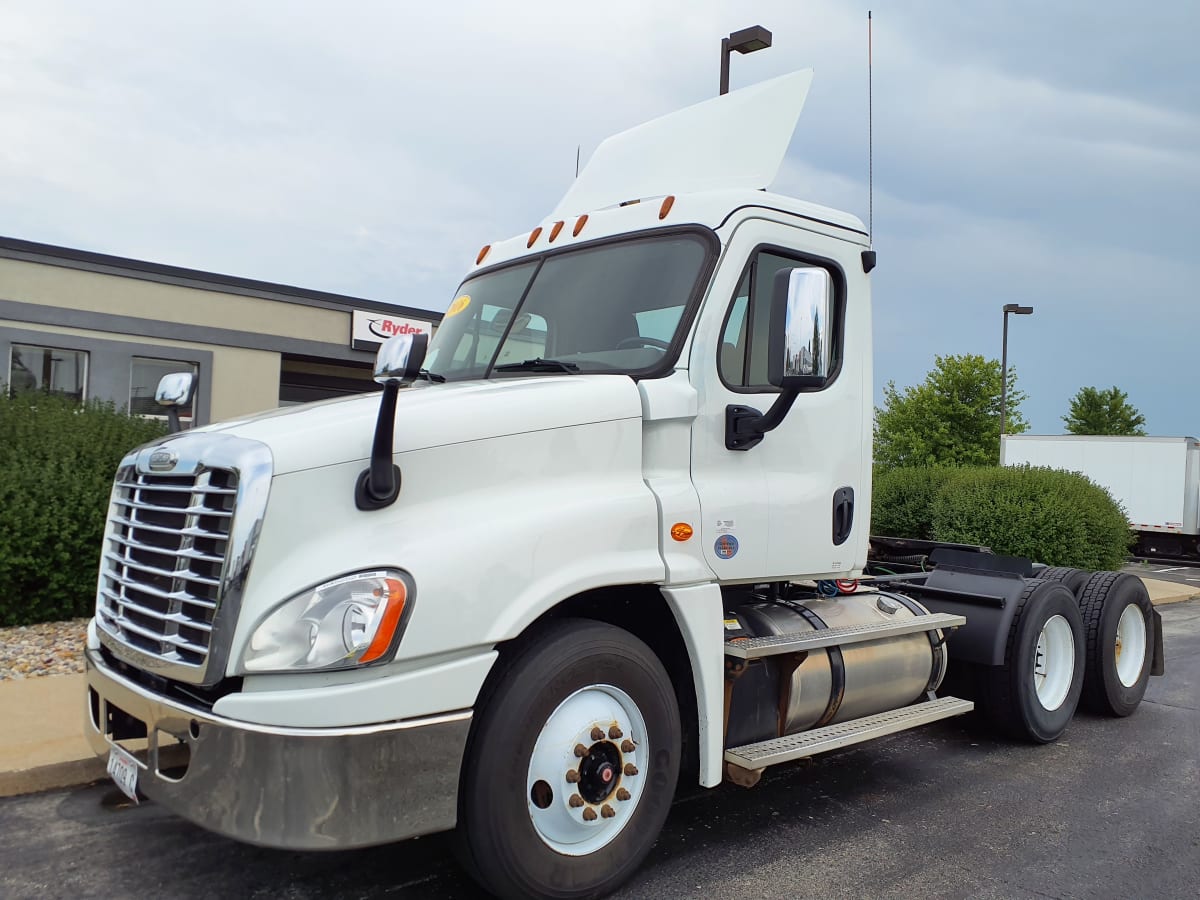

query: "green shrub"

left=930, top=465, right=1132, bottom=570
left=871, top=466, right=962, bottom=541
left=0, top=390, right=167, bottom=626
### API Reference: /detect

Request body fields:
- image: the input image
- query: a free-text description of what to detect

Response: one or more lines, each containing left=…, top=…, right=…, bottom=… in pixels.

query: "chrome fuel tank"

left=729, top=590, right=948, bottom=737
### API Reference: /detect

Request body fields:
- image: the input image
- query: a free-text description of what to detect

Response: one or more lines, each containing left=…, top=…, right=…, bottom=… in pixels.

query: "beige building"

left=1, top=236, right=441, bottom=426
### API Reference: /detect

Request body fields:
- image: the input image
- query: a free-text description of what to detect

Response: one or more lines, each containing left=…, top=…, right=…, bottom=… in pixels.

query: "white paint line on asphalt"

left=1154, top=567, right=1188, bottom=573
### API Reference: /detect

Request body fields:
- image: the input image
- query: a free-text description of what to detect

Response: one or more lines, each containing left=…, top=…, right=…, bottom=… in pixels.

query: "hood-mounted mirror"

left=356, top=333, right=428, bottom=511
left=155, top=372, right=196, bottom=434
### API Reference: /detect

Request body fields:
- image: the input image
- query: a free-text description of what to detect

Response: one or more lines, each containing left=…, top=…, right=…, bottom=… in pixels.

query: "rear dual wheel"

left=982, top=580, right=1085, bottom=743
left=457, top=619, right=680, bottom=900
left=1077, top=572, right=1153, bottom=716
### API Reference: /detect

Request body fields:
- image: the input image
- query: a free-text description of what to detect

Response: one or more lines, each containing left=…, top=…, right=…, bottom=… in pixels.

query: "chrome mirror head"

left=768, top=267, right=833, bottom=390
left=155, top=372, right=196, bottom=407
left=373, top=333, right=428, bottom=386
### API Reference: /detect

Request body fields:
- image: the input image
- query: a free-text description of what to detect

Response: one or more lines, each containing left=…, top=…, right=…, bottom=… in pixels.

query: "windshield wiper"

left=494, top=358, right=580, bottom=374
left=417, top=369, right=446, bottom=383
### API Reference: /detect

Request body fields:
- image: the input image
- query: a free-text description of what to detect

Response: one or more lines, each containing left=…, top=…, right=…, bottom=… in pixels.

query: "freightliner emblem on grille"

left=148, top=449, right=178, bottom=471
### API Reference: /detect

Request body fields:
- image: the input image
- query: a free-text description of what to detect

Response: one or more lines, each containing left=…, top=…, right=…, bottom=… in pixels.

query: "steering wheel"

left=616, top=336, right=671, bottom=351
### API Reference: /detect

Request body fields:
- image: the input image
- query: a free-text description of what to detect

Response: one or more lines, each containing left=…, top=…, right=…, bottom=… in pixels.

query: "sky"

left=2, top=1, right=1197, bottom=435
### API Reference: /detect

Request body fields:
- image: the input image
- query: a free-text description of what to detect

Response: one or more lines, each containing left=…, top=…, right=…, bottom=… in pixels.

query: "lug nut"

left=590, top=726, right=604, bottom=741
left=621, top=739, right=635, bottom=753
left=569, top=794, right=584, bottom=808
left=608, top=725, right=623, bottom=739
left=616, top=787, right=631, bottom=801
left=623, top=763, right=639, bottom=777
left=601, top=804, right=616, bottom=818
left=565, top=770, right=580, bottom=783
left=573, top=743, right=588, bottom=758
left=582, top=807, right=598, bottom=821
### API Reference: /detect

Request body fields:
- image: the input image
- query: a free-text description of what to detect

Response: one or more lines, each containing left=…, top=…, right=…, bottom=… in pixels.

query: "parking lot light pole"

left=720, top=26, right=773, bottom=95
left=1000, top=303, right=1034, bottom=436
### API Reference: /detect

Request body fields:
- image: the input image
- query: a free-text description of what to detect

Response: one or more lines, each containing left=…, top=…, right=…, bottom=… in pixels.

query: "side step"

left=724, top=612, right=965, bottom=659
left=725, top=696, right=974, bottom=771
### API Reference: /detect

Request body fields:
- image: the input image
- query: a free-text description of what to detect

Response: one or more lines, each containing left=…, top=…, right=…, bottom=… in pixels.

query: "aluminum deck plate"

left=723, top=612, right=966, bottom=659
left=725, top=696, right=975, bottom=770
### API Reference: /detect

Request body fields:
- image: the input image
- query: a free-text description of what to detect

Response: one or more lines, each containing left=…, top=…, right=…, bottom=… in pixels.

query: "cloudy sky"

left=2, top=1, right=1197, bottom=435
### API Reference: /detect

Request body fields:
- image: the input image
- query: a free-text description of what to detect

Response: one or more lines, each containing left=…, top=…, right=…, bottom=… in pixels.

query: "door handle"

left=832, top=487, right=855, bottom=546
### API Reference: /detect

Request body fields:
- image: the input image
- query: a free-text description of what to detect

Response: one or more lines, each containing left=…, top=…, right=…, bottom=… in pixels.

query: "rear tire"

left=980, top=580, right=1084, bottom=743
left=1077, top=572, right=1154, bottom=716
left=456, top=618, right=681, bottom=900
left=1037, top=566, right=1091, bottom=596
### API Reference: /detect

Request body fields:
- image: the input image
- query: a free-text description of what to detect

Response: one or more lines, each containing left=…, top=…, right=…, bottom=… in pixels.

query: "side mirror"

left=768, top=267, right=832, bottom=390
left=154, top=372, right=196, bottom=433
left=357, top=333, right=429, bottom=511
left=373, top=333, right=428, bottom=385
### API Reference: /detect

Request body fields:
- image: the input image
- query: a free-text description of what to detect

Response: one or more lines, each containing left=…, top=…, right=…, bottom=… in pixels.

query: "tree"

left=1062, top=386, right=1146, bottom=435
left=874, top=354, right=1026, bottom=469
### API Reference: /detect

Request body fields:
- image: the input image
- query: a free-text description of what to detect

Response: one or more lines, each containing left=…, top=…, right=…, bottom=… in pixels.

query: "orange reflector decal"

left=359, top=578, right=407, bottom=664
left=573, top=215, right=588, bottom=237
left=670, top=523, right=693, bottom=542
left=549, top=220, right=564, bottom=242
left=476, top=244, right=491, bottom=265
left=527, top=226, right=543, bottom=248
left=659, top=195, right=675, bottom=219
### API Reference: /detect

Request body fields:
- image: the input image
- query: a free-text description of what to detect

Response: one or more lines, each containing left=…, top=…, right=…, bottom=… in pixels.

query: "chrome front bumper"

left=85, top=649, right=471, bottom=850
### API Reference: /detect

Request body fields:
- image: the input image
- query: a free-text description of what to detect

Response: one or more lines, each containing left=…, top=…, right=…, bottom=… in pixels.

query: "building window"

left=9, top=344, right=88, bottom=400
left=130, top=357, right=198, bottom=423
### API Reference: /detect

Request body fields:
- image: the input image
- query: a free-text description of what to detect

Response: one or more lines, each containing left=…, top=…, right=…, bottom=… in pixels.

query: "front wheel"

left=456, top=618, right=681, bottom=900
left=980, top=580, right=1085, bottom=743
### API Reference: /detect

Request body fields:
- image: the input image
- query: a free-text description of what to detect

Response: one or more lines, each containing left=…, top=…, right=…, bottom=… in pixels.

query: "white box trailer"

left=1001, top=434, right=1200, bottom=557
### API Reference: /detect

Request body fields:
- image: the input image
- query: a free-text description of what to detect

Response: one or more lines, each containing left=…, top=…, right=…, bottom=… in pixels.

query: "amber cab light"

left=573, top=215, right=588, bottom=237
left=670, top=523, right=693, bottom=542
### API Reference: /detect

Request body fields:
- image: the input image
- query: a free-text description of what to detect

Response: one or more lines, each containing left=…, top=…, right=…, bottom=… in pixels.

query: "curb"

left=0, top=756, right=106, bottom=799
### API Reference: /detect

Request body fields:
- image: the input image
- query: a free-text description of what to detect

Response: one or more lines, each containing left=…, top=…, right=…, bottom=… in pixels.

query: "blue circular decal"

left=714, top=534, right=739, bottom=559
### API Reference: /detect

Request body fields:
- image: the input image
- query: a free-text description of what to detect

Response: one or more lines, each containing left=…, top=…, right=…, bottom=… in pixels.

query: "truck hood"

left=192, top=375, right=645, bottom=475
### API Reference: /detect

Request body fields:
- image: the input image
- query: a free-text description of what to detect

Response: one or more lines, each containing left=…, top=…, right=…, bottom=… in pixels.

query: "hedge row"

left=872, top=465, right=1132, bottom=571
left=0, top=390, right=167, bottom=626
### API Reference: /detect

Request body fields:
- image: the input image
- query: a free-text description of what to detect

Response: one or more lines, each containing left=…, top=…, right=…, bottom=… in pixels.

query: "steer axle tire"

left=1076, top=572, right=1154, bottom=717
left=980, top=579, right=1085, bottom=743
left=456, top=618, right=681, bottom=900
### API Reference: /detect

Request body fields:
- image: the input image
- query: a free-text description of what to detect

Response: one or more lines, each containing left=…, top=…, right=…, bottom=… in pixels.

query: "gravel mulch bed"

left=0, top=618, right=89, bottom=680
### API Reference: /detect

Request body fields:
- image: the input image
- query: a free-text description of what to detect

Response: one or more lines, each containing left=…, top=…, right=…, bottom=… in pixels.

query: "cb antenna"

left=868, top=10, right=874, bottom=247
left=575, top=144, right=581, bottom=178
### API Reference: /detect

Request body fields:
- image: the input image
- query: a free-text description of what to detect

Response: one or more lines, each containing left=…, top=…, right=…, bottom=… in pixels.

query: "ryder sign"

left=351, top=310, right=435, bottom=351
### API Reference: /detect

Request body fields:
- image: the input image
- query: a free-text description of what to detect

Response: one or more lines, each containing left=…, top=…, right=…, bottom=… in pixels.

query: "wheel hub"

left=525, top=684, right=649, bottom=856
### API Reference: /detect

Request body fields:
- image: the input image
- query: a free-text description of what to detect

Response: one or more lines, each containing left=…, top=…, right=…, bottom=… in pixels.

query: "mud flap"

left=1151, top=608, right=1166, bottom=677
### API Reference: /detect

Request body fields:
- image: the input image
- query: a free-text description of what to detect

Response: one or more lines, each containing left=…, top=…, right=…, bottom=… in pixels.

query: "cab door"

left=688, top=217, right=870, bottom=581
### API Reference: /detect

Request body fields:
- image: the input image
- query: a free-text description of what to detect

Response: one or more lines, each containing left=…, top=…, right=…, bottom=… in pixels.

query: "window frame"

left=716, top=243, right=848, bottom=395
left=129, top=355, right=200, bottom=423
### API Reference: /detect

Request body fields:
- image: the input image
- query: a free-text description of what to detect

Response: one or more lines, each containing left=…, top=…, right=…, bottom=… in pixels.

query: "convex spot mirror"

left=374, top=333, right=428, bottom=385
left=767, top=267, right=833, bottom=390
left=155, top=372, right=196, bottom=407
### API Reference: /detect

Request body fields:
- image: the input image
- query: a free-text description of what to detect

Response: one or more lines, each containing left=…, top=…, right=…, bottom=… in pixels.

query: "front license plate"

left=106, top=745, right=140, bottom=804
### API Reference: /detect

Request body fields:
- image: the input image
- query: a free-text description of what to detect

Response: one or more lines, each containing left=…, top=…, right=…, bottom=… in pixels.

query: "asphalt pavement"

left=2, top=598, right=1197, bottom=900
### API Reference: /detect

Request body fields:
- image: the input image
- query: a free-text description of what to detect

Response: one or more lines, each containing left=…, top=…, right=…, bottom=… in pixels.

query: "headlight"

left=243, top=570, right=413, bottom=673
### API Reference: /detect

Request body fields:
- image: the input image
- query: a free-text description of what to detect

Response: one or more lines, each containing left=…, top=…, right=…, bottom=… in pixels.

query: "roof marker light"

left=549, top=220, right=565, bottom=242
left=659, top=195, right=675, bottom=219
left=527, top=226, right=543, bottom=248
left=476, top=244, right=491, bottom=265
left=573, top=215, right=588, bottom=237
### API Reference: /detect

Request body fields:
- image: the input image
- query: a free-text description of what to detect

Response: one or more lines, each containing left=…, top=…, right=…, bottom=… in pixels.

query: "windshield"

left=423, top=231, right=714, bottom=381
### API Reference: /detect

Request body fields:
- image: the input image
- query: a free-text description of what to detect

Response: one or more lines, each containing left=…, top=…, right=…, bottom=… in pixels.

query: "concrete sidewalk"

left=2, top=576, right=1197, bottom=799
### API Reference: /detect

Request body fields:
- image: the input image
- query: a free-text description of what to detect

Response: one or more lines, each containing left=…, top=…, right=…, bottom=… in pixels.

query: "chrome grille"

left=97, top=469, right=237, bottom=669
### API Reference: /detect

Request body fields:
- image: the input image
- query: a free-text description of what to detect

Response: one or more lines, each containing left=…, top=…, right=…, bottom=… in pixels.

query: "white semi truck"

left=1002, top=433, right=1200, bottom=559
left=85, top=72, right=1163, bottom=899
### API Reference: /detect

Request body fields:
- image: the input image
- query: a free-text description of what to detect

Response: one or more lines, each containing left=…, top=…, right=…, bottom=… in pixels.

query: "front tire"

left=1077, top=572, right=1154, bottom=716
left=457, top=618, right=681, bottom=900
left=980, top=580, right=1085, bottom=743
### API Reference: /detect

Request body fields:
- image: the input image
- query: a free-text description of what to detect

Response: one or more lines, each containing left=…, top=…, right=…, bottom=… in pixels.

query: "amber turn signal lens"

left=359, top=578, right=407, bottom=664
left=670, top=523, right=693, bottom=542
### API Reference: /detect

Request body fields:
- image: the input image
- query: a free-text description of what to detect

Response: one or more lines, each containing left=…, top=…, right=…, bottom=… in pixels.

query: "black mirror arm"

left=725, top=388, right=799, bottom=451
left=355, top=381, right=402, bottom=510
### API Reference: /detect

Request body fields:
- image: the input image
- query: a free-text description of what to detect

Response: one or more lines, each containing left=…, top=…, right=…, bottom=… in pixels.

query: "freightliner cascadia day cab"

left=85, top=72, right=1164, bottom=899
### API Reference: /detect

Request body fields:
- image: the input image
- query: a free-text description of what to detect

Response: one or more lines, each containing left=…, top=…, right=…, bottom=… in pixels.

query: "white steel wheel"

left=1033, top=614, right=1075, bottom=711
left=526, top=684, right=649, bottom=856
left=1114, top=603, right=1148, bottom=688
